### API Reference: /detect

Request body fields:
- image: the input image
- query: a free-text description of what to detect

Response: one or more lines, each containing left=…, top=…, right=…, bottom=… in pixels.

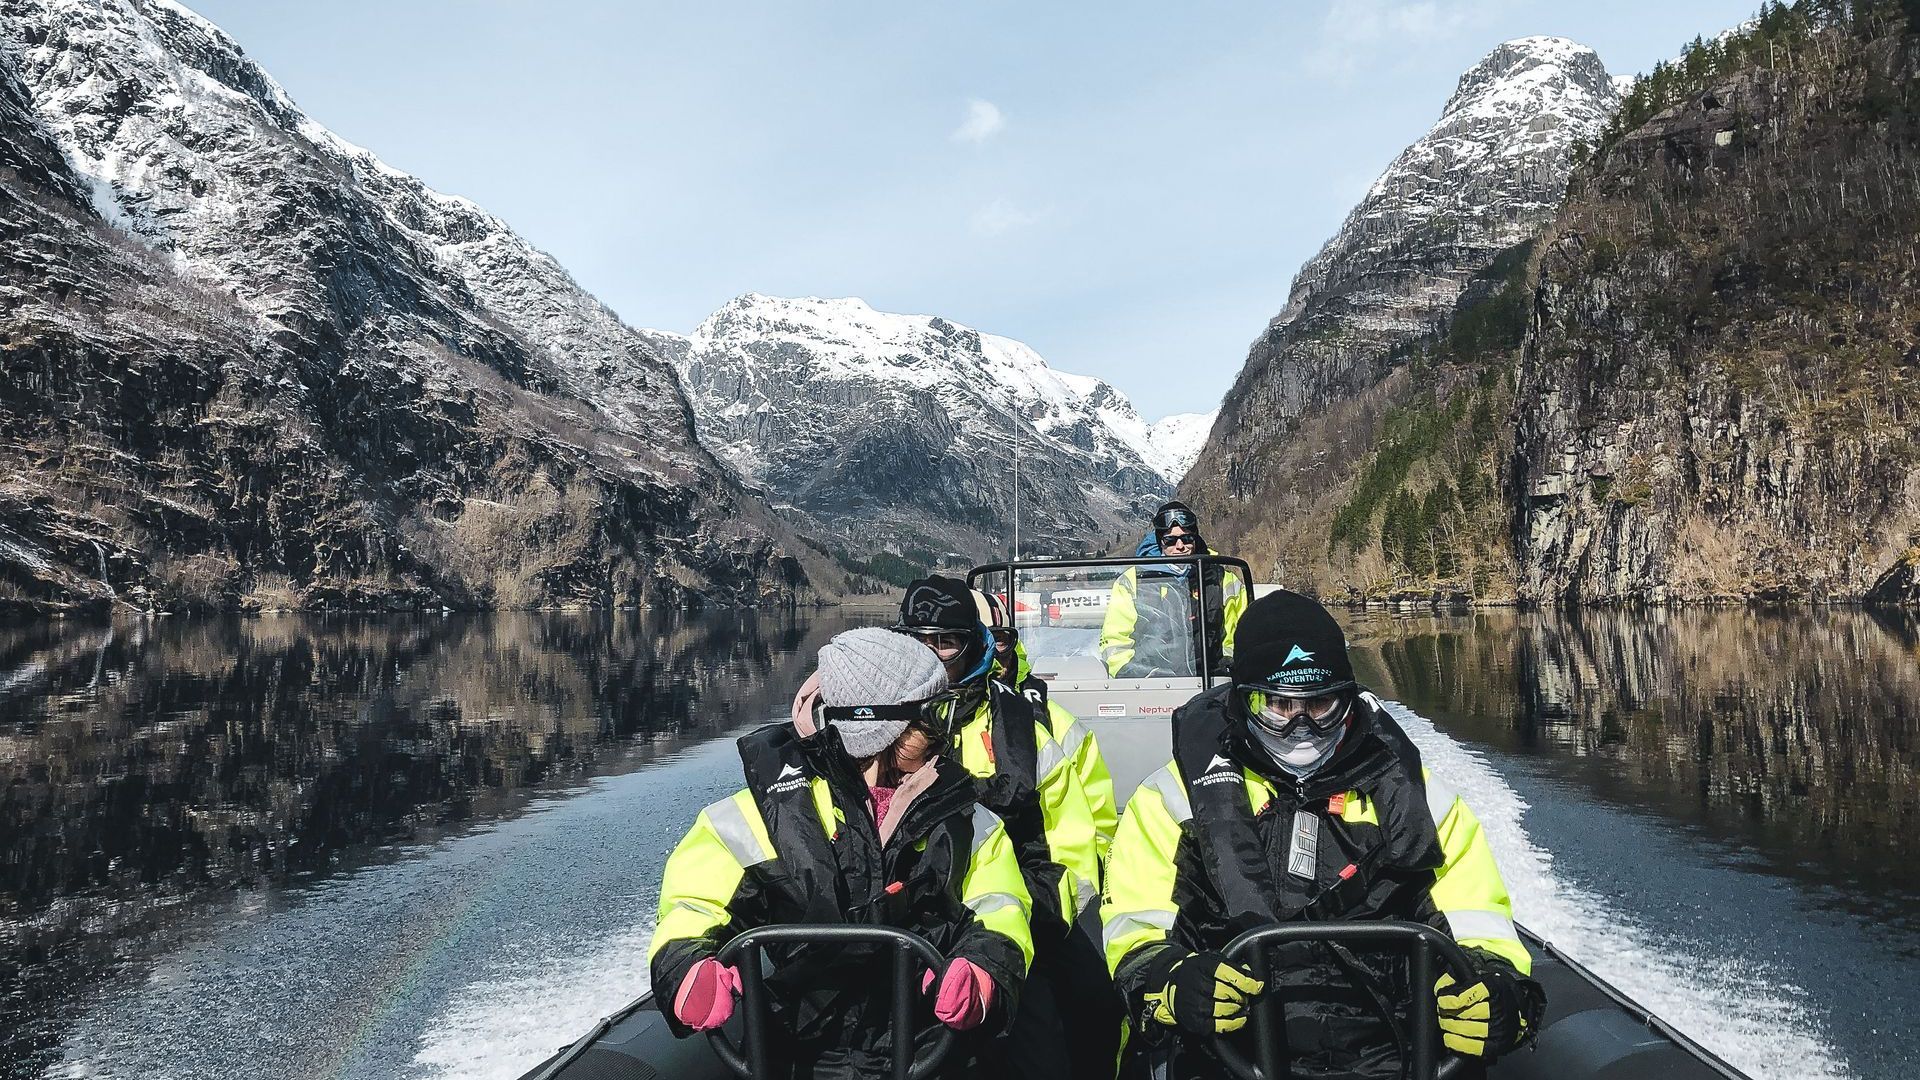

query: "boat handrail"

left=1219, top=920, right=1479, bottom=1080
left=523, top=993, right=655, bottom=1080
left=711, top=924, right=955, bottom=1080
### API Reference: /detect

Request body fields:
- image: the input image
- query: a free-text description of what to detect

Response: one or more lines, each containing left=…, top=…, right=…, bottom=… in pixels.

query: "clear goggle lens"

left=1245, top=688, right=1350, bottom=736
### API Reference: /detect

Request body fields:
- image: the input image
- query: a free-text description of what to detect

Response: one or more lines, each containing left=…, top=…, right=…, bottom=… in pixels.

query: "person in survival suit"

left=980, top=589, right=1118, bottom=861
left=1097, top=501, right=1248, bottom=678
left=1100, top=590, right=1545, bottom=1079
left=974, top=586, right=1125, bottom=1080
left=897, top=576, right=1110, bottom=1080
left=648, top=626, right=1035, bottom=1079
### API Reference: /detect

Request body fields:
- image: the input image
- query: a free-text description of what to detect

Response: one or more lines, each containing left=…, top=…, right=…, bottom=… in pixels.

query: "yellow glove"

left=1436, top=964, right=1539, bottom=1057
left=1142, top=950, right=1266, bottom=1035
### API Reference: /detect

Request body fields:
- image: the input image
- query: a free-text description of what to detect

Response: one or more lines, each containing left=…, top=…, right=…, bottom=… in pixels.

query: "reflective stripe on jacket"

left=648, top=723, right=1033, bottom=1045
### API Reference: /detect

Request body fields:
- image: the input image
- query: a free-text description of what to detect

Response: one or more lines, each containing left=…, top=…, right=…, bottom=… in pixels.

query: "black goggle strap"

left=819, top=693, right=958, bottom=730
left=893, top=624, right=970, bottom=645
left=820, top=704, right=924, bottom=724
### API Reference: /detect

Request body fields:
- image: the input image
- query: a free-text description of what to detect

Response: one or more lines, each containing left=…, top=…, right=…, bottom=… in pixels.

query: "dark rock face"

left=1181, top=38, right=1619, bottom=590
left=652, top=294, right=1187, bottom=564
left=0, top=0, right=831, bottom=612
left=1512, top=33, right=1920, bottom=603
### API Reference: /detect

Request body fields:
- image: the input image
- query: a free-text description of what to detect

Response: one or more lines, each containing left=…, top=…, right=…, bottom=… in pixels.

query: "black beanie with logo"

left=1229, top=590, right=1355, bottom=695
left=898, top=575, right=979, bottom=632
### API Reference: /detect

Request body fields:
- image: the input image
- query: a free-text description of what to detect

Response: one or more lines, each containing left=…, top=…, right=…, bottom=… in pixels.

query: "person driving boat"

left=1097, top=502, right=1248, bottom=678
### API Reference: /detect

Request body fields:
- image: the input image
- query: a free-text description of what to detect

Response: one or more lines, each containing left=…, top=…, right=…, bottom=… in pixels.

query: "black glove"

left=1138, top=949, right=1265, bottom=1035
left=1435, top=952, right=1546, bottom=1058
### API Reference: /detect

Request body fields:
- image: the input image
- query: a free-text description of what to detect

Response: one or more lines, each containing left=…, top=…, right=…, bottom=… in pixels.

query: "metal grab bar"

left=1216, top=921, right=1478, bottom=1080
left=709, top=924, right=956, bottom=1080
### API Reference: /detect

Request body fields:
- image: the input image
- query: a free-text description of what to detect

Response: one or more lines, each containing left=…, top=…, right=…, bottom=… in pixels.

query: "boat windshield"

left=968, top=555, right=1251, bottom=792
left=970, top=557, right=1232, bottom=678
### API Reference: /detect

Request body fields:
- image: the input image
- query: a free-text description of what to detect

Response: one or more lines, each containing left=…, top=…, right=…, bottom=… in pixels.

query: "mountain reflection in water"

left=0, top=610, right=847, bottom=1077
left=1349, top=606, right=1920, bottom=937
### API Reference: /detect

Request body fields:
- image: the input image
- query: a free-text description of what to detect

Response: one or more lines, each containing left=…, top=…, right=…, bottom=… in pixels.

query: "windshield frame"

left=967, top=554, right=1254, bottom=684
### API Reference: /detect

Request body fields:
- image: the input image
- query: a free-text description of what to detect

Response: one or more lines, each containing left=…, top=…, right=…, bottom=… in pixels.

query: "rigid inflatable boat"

left=515, top=557, right=1752, bottom=1080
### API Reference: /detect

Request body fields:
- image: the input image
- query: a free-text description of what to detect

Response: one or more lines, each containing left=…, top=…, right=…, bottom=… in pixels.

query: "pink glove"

left=673, top=957, right=742, bottom=1031
left=922, top=957, right=995, bottom=1030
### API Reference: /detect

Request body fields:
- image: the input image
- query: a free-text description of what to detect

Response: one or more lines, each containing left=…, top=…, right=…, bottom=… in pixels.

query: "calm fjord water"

left=1, top=607, right=1915, bottom=1078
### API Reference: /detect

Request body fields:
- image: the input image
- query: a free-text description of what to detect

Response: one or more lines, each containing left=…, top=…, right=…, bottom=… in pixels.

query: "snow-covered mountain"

left=1278, top=36, right=1622, bottom=349
left=1182, top=36, right=1621, bottom=582
left=1146, top=412, right=1216, bottom=484
left=0, top=0, right=832, bottom=609
left=648, top=294, right=1190, bottom=559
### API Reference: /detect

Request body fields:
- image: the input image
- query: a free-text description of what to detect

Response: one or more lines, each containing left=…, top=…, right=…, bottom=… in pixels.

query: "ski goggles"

left=989, top=626, right=1018, bottom=650
left=820, top=691, right=961, bottom=735
left=895, top=627, right=973, bottom=657
left=1240, top=685, right=1353, bottom=739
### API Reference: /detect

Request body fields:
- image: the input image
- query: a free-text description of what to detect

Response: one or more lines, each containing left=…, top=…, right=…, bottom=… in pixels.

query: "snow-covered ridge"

left=1146, top=412, right=1216, bottom=484
left=648, top=292, right=1205, bottom=557
left=657, top=293, right=1200, bottom=488
left=1281, top=35, right=1621, bottom=329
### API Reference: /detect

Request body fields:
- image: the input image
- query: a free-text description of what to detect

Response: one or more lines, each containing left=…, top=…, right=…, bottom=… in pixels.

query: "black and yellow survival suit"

left=949, top=677, right=1116, bottom=1080
left=1006, top=639, right=1118, bottom=861
left=993, top=643, right=1125, bottom=1080
left=1101, top=687, right=1530, bottom=1080
left=948, top=678, right=1099, bottom=944
left=649, top=722, right=1033, bottom=1075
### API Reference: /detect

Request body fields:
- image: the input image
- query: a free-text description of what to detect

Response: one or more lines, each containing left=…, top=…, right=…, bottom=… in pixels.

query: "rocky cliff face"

left=651, top=294, right=1192, bottom=563
left=1182, top=38, right=1621, bottom=592
left=1513, top=24, right=1920, bottom=603
left=0, top=0, right=831, bottom=612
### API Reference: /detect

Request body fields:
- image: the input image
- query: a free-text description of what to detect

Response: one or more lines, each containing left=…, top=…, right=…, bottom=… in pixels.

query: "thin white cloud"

left=1311, top=0, right=1512, bottom=75
left=969, top=199, right=1041, bottom=236
left=950, top=99, right=1005, bottom=144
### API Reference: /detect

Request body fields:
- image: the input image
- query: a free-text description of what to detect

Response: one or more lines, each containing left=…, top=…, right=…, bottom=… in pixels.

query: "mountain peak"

left=1281, top=33, right=1621, bottom=326
left=1443, top=36, right=1615, bottom=121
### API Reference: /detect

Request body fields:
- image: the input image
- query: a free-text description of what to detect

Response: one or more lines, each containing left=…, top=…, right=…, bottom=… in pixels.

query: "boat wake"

left=1381, top=700, right=1849, bottom=1080
left=413, top=924, right=655, bottom=1080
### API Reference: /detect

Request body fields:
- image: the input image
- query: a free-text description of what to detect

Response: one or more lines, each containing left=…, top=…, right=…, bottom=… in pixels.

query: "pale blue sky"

left=186, top=0, right=1760, bottom=418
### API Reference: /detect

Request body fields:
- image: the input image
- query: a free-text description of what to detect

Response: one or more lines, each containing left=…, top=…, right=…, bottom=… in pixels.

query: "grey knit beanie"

left=817, top=627, right=948, bottom=758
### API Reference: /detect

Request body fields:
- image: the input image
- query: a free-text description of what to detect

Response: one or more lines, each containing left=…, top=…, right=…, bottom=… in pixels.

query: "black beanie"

left=899, top=575, right=979, bottom=631
left=1229, top=590, right=1355, bottom=695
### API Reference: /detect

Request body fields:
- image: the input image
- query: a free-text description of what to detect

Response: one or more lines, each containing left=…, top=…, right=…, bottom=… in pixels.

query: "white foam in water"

left=413, top=927, right=654, bottom=1080
left=1380, top=700, right=1850, bottom=1080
